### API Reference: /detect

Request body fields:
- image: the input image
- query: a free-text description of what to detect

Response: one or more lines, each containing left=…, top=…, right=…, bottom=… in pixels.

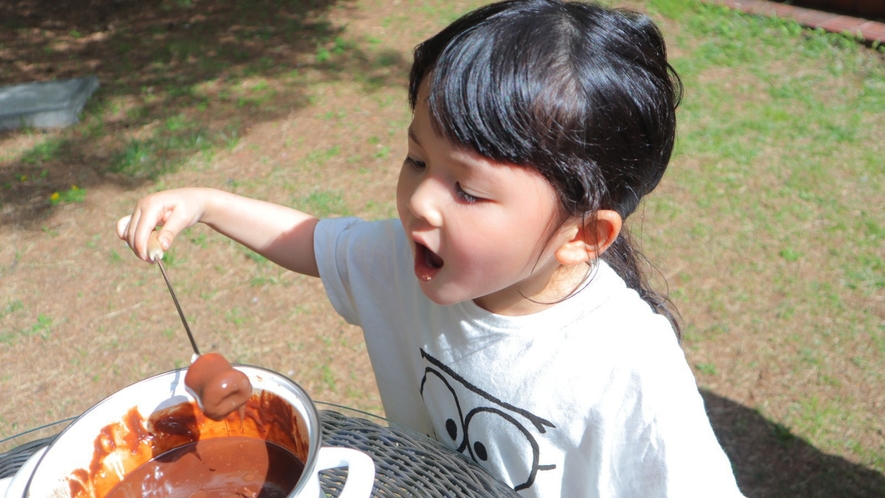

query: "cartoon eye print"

left=420, top=368, right=466, bottom=447
left=419, top=349, right=556, bottom=491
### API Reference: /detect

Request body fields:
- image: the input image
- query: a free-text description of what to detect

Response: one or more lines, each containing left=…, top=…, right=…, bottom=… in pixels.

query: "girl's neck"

left=472, top=263, right=592, bottom=316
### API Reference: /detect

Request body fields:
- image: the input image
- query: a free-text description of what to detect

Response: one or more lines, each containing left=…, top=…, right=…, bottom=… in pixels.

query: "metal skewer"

left=149, top=232, right=201, bottom=357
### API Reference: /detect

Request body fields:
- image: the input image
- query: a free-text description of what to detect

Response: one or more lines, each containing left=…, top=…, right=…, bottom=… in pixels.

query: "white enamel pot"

left=10, top=365, right=375, bottom=498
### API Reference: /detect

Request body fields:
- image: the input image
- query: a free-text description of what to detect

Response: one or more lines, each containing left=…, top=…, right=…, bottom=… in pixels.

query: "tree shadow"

left=703, top=390, right=885, bottom=497
left=0, top=0, right=412, bottom=226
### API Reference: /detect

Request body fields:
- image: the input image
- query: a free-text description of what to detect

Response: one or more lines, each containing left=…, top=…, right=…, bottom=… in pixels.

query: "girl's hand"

left=116, top=188, right=320, bottom=277
left=116, top=188, right=212, bottom=262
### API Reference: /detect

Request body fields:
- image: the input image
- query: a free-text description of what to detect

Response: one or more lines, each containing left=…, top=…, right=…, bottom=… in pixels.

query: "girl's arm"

left=116, top=187, right=320, bottom=277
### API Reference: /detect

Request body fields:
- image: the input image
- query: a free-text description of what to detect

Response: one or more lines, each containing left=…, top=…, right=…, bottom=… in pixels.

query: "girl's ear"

left=554, top=210, right=623, bottom=266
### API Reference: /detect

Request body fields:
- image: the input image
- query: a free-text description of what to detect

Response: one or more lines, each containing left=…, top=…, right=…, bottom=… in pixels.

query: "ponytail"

left=602, top=230, right=682, bottom=340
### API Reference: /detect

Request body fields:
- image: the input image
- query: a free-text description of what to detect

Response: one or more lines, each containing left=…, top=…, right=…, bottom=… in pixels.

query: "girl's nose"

left=409, top=178, right=443, bottom=228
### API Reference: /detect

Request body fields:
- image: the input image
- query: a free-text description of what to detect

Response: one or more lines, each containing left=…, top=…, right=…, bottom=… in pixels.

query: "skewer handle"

left=148, top=232, right=164, bottom=262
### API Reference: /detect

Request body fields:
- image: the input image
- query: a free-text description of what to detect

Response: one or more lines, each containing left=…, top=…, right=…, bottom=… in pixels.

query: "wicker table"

left=0, top=406, right=520, bottom=497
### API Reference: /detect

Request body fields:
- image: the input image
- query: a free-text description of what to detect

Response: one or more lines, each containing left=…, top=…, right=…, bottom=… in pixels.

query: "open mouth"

left=419, top=243, right=444, bottom=269
left=414, top=242, right=444, bottom=281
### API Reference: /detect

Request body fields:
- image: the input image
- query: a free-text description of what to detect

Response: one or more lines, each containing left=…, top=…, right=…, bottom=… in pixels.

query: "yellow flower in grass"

left=50, top=192, right=60, bottom=203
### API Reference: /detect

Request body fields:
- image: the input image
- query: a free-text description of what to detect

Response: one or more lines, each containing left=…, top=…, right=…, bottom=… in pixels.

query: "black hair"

left=408, top=0, right=684, bottom=337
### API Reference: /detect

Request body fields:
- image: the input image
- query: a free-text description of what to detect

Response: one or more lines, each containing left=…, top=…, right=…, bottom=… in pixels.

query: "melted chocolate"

left=184, top=352, right=253, bottom=421
left=103, top=437, right=303, bottom=498
left=67, top=391, right=310, bottom=498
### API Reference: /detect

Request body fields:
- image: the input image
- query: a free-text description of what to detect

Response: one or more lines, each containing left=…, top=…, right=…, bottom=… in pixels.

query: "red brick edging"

left=701, top=0, right=885, bottom=43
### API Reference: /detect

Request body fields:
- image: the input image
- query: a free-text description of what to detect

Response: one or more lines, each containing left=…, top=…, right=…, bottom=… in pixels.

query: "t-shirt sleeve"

left=313, top=217, right=406, bottom=326
left=605, top=323, right=745, bottom=497
left=313, top=217, right=361, bottom=324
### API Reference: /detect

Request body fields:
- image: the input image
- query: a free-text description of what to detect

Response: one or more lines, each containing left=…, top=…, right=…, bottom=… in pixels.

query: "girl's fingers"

left=133, top=209, right=156, bottom=261
left=118, top=206, right=162, bottom=261
left=152, top=214, right=195, bottom=255
left=156, top=229, right=172, bottom=252
left=117, top=213, right=152, bottom=262
left=117, top=189, right=207, bottom=262
left=116, top=215, right=132, bottom=240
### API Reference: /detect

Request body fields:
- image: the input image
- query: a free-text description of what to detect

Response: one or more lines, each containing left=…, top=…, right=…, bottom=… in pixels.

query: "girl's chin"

left=416, top=279, right=469, bottom=307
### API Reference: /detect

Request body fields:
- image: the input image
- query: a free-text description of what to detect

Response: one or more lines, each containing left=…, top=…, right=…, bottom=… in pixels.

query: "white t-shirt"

left=315, top=217, right=744, bottom=498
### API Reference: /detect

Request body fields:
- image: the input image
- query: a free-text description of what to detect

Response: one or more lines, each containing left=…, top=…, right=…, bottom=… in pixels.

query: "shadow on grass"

left=0, top=0, right=411, bottom=226
left=703, top=390, right=885, bottom=498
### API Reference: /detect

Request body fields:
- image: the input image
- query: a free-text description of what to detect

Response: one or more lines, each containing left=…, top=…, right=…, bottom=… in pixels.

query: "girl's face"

left=396, top=86, right=584, bottom=315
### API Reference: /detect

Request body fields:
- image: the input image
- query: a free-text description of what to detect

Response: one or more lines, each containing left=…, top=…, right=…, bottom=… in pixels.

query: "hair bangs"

left=412, top=6, right=578, bottom=168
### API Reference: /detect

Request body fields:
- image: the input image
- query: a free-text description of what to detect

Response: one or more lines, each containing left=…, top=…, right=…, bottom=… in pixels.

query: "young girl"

left=118, top=1, right=744, bottom=496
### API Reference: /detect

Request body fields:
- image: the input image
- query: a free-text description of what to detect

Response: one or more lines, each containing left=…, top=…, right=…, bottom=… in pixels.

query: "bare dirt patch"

left=1, top=0, right=392, bottom=435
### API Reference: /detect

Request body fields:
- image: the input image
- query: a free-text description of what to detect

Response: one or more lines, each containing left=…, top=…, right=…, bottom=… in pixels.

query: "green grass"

left=109, top=128, right=215, bottom=179
left=1, top=313, right=52, bottom=344
left=640, top=0, right=885, bottom=476
left=294, top=190, right=351, bottom=218
left=50, top=185, right=85, bottom=205
left=20, top=137, right=66, bottom=165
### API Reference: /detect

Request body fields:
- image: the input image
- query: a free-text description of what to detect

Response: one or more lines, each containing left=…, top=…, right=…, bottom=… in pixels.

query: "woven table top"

left=0, top=409, right=519, bottom=497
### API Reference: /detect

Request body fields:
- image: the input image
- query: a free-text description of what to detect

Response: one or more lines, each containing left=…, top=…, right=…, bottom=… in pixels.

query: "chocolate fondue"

left=184, top=352, right=253, bottom=420
left=103, top=437, right=303, bottom=498
left=66, top=390, right=310, bottom=498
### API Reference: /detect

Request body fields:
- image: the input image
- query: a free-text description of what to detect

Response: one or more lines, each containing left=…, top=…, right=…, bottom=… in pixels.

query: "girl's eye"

left=405, top=156, right=426, bottom=170
left=455, top=182, right=480, bottom=204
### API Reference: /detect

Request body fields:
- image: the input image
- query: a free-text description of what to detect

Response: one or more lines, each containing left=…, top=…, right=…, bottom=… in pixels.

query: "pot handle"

left=314, top=446, right=375, bottom=497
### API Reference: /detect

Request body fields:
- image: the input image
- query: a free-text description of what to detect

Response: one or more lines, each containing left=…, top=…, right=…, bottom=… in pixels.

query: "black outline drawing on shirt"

left=419, top=348, right=557, bottom=491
